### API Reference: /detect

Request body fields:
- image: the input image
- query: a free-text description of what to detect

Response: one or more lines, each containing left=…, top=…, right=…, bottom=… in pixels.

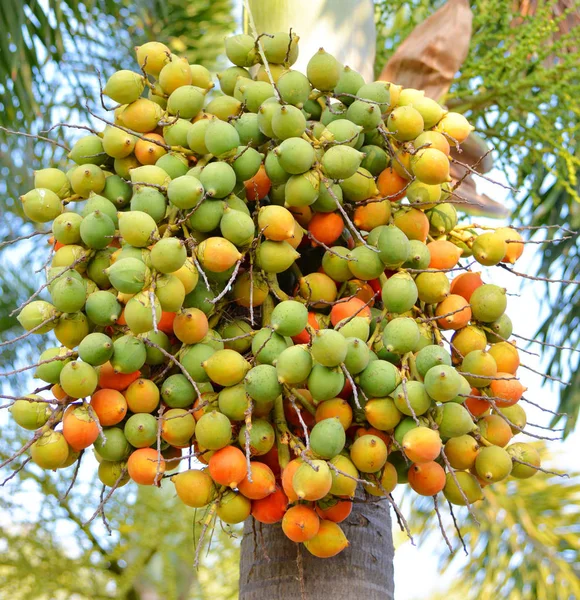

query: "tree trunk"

left=239, top=499, right=394, bottom=600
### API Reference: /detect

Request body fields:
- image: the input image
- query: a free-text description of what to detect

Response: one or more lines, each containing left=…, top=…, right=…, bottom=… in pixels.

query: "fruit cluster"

left=9, top=31, right=540, bottom=559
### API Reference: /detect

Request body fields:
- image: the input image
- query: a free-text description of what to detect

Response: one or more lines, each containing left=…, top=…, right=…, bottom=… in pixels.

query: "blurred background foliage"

left=0, top=1, right=579, bottom=599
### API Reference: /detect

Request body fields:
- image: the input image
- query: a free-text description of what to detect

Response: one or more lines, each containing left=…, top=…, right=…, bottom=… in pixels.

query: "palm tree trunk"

left=239, top=499, right=394, bottom=600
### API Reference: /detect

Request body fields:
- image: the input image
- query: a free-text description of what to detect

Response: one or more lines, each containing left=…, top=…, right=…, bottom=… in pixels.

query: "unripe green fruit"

left=130, top=187, right=167, bottom=223
left=443, top=472, right=483, bottom=505
left=10, top=395, right=52, bottom=430
left=161, top=373, right=196, bottom=408
left=225, top=34, right=259, bottom=67
left=406, top=180, right=441, bottom=206
left=376, top=225, right=411, bottom=268
left=252, top=328, right=288, bottom=365
left=68, top=135, right=106, bottom=166
left=415, top=271, right=450, bottom=304
left=188, top=199, right=224, bottom=232
left=142, top=330, right=171, bottom=365
left=334, top=67, right=366, bottom=105
left=124, top=413, right=157, bottom=448
left=256, top=240, right=299, bottom=273
left=34, top=168, right=70, bottom=199
left=329, top=455, right=359, bottom=496
left=59, top=361, right=98, bottom=398
left=54, top=312, right=89, bottom=349
left=167, top=85, right=204, bottom=119
left=80, top=211, right=115, bottom=249
left=107, top=258, right=150, bottom=294
left=340, top=167, right=378, bottom=202
left=271, top=104, right=307, bottom=140
left=78, top=332, right=113, bottom=366
left=470, top=284, right=507, bottom=323
left=85, top=291, right=122, bottom=327
left=111, top=334, right=147, bottom=374
left=231, top=146, right=263, bottom=181
left=310, top=418, right=346, bottom=459
left=217, top=384, right=246, bottom=421
left=186, top=118, right=212, bottom=154
left=199, top=162, right=236, bottom=198
left=507, top=443, right=540, bottom=478
left=277, top=70, right=311, bottom=107
left=346, top=100, right=382, bottom=132
left=234, top=112, right=267, bottom=147
left=31, top=431, right=70, bottom=469
left=118, top=210, right=158, bottom=247
left=325, top=119, right=363, bottom=147
left=393, top=380, right=431, bottom=416
left=245, top=364, right=283, bottom=404
left=275, top=345, right=313, bottom=384
left=206, top=95, right=243, bottom=121
left=150, top=237, right=187, bottom=274
left=217, top=491, right=251, bottom=524
left=241, top=80, right=275, bottom=113
left=275, top=137, right=316, bottom=175
left=262, top=31, right=299, bottom=64
left=307, top=48, right=342, bottom=91
left=124, top=291, right=162, bottom=334
left=359, top=360, right=400, bottom=398
left=161, top=119, right=192, bottom=149
left=52, top=212, right=83, bottom=245
left=311, top=329, right=348, bottom=367
left=475, top=445, right=512, bottom=482
left=195, top=411, right=232, bottom=450
left=35, top=347, right=71, bottom=383
left=486, top=313, right=513, bottom=343
left=320, top=102, right=347, bottom=125
left=17, top=300, right=58, bottom=333
left=307, top=365, right=345, bottom=402
left=102, top=175, right=132, bottom=208
left=204, top=119, right=241, bottom=157
left=271, top=300, right=308, bottom=336
left=336, top=316, right=370, bottom=341
left=166, top=175, right=204, bottom=210
left=238, top=418, right=275, bottom=455
left=285, top=170, right=320, bottom=207
left=257, top=98, right=281, bottom=137
left=20, top=188, right=62, bottom=223
left=102, top=126, right=136, bottom=159
left=50, top=275, right=86, bottom=313
left=403, top=240, right=431, bottom=270
left=155, top=274, right=185, bottom=312
left=183, top=281, right=215, bottom=314
left=382, top=273, right=418, bottom=314
left=411, top=96, right=445, bottom=129
left=387, top=106, right=424, bottom=141
left=70, top=165, right=106, bottom=198
left=218, top=66, right=251, bottom=96
left=347, top=245, right=384, bottom=280
left=321, top=246, right=351, bottom=281
left=341, top=337, right=369, bottom=375
left=321, top=145, right=364, bottom=180
left=98, top=460, right=130, bottom=488
left=360, top=145, right=388, bottom=176
left=104, top=70, right=145, bottom=104
left=424, top=364, right=462, bottom=402
left=94, top=428, right=131, bottom=462
left=415, top=345, right=452, bottom=379
left=427, top=203, right=457, bottom=235
left=383, top=317, right=420, bottom=354
left=218, top=208, right=254, bottom=247
left=156, top=152, right=189, bottom=180
left=435, top=402, right=475, bottom=439
left=394, top=418, right=418, bottom=446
